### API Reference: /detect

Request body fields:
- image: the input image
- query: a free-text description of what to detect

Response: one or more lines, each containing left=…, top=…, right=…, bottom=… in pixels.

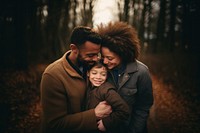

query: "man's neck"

left=68, top=51, right=78, bottom=66
left=66, top=51, right=83, bottom=78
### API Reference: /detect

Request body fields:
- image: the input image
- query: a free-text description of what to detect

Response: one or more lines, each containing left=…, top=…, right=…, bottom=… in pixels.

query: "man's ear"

left=70, top=44, right=78, bottom=54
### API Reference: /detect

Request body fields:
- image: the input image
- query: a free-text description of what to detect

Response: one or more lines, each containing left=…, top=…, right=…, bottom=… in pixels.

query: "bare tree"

left=82, top=0, right=94, bottom=27
left=123, top=0, right=130, bottom=21
left=156, top=0, right=166, bottom=53
left=167, top=0, right=177, bottom=52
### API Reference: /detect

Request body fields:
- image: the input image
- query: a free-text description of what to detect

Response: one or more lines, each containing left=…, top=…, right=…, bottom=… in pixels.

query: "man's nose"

left=92, top=55, right=99, bottom=61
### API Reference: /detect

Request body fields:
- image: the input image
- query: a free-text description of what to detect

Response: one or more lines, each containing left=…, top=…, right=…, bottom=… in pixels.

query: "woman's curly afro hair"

left=96, top=21, right=141, bottom=64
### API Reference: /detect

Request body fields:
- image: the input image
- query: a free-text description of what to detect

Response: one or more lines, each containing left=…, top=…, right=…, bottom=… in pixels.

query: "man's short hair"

left=70, top=26, right=102, bottom=47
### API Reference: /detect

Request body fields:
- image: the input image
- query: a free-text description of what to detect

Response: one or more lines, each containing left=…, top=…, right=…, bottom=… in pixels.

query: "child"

left=86, top=60, right=130, bottom=133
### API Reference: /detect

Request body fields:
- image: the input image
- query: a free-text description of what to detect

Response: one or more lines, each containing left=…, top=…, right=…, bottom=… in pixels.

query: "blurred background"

left=0, top=0, right=200, bottom=133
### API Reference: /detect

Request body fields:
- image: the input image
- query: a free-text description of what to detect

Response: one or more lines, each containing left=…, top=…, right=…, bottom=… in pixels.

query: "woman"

left=97, top=21, right=154, bottom=133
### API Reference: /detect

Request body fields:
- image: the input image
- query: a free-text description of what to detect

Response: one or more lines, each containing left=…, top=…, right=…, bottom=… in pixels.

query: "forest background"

left=0, top=0, right=200, bottom=133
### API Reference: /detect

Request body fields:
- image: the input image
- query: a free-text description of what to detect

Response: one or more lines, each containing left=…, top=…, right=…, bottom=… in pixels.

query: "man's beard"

left=78, top=59, right=96, bottom=67
left=77, top=56, right=96, bottom=68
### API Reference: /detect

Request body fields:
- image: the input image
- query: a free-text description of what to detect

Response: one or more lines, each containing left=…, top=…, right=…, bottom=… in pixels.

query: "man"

left=40, top=26, right=112, bottom=133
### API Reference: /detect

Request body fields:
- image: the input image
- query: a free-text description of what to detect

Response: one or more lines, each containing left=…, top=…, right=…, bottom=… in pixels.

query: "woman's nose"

left=103, top=58, right=108, bottom=64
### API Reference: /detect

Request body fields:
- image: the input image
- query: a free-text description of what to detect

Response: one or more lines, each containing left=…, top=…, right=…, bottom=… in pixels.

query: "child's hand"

left=97, top=119, right=106, bottom=131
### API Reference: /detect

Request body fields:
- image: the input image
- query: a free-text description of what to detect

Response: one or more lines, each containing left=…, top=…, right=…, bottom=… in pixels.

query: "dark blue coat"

left=107, top=60, right=154, bottom=133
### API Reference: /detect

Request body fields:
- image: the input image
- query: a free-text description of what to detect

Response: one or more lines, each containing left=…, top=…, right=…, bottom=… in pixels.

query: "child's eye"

left=91, top=71, right=97, bottom=74
left=101, top=73, right=107, bottom=76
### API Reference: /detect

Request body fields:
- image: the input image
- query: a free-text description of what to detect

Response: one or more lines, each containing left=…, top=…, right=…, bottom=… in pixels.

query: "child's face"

left=88, top=66, right=107, bottom=87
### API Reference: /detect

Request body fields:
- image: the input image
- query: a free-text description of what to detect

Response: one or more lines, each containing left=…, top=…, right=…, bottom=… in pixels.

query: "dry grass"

left=140, top=53, right=200, bottom=133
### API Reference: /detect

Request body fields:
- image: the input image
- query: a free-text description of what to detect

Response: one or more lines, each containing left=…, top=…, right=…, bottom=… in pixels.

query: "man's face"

left=78, top=41, right=101, bottom=66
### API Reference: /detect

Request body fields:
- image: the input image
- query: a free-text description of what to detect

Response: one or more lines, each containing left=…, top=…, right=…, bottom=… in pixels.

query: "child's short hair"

left=88, top=59, right=107, bottom=71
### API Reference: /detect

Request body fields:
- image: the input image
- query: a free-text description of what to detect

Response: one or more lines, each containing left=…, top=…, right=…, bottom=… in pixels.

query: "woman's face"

left=101, top=47, right=121, bottom=70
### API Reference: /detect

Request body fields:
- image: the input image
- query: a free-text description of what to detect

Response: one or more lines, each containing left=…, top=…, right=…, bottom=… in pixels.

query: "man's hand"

left=94, top=101, right=112, bottom=119
left=97, top=120, right=106, bottom=131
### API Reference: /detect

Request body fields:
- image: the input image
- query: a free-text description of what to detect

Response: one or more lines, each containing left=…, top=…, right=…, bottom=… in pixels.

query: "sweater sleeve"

left=99, top=83, right=130, bottom=132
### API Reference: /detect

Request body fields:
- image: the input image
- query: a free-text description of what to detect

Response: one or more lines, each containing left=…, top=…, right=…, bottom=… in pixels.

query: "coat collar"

left=116, top=61, right=138, bottom=89
left=61, top=51, right=83, bottom=79
left=126, top=60, right=139, bottom=74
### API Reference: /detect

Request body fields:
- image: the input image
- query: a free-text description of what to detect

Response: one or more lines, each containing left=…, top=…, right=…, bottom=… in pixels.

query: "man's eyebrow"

left=87, top=53, right=98, bottom=55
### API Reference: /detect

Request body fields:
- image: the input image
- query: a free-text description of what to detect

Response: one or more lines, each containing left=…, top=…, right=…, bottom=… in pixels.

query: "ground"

left=143, top=53, right=200, bottom=133
left=0, top=53, right=200, bottom=133
left=148, top=74, right=200, bottom=133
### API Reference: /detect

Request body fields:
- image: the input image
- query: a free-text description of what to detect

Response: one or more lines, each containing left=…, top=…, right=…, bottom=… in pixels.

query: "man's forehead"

left=81, top=41, right=100, bottom=49
left=81, top=46, right=100, bottom=53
